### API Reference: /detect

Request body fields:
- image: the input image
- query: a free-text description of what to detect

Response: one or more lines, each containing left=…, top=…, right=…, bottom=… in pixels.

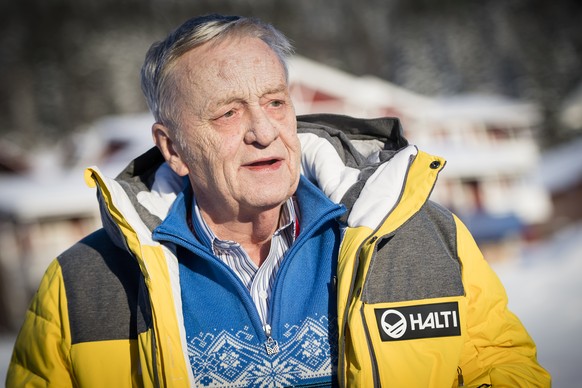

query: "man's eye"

left=270, top=100, right=283, bottom=108
left=223, top=110, right=235, bottom=118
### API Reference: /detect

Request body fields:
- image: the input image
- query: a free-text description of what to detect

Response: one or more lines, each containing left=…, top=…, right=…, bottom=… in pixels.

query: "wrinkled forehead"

left=186, top=37, right=284, bottom=76
left=171, top=37, right=289, bottom=101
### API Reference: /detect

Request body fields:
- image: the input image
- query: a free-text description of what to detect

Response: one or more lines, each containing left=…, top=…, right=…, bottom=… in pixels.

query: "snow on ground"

left=491, top=222, right=582, bottom=387
left=1, top=223, right=581, bottom=386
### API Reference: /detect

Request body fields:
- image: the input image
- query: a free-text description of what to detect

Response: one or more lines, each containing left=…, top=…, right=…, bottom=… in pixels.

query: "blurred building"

left=289, top=56, right=552, bottom=247
left=539, top=136, right=582, bottom=229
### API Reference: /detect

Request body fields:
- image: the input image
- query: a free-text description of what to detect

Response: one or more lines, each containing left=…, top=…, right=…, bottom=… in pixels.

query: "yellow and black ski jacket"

left=7, top=114, right=550, bottom=387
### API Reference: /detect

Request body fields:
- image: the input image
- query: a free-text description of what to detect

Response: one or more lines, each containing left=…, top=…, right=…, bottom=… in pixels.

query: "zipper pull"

left=264, top=324, right=280, bottom=355
left=457, top=367, right=464, bottom=387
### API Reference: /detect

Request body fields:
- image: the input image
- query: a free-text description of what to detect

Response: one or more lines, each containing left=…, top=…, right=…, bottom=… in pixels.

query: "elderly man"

left=7, top=14, right=550, bottom=387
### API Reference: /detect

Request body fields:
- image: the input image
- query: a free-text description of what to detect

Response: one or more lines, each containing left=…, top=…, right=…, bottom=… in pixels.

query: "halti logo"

left=375, top=302, right=461, bottom=341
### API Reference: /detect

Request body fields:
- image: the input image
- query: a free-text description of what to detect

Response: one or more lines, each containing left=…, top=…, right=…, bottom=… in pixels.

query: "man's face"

left=164, top=37, right=300, bottom=218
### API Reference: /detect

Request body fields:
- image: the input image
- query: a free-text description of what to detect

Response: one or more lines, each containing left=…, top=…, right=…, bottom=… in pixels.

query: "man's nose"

left=244, top=108, right=279, bottom=146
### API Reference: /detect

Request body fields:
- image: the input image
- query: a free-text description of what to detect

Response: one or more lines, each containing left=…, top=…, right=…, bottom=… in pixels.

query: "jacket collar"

left=152, top=176, right=345, bottom=249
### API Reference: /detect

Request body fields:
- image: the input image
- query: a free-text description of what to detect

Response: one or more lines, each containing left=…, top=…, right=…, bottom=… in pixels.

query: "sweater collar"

left=153, top=176, right=345, bottom=247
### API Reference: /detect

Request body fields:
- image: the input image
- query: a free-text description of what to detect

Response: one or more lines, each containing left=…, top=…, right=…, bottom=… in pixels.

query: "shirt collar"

left=191, top=195, right=299, bottom=252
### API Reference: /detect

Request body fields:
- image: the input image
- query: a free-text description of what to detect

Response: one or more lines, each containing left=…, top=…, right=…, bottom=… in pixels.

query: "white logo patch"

left=375, top=302, right=461, bottom=341
left=380, top=309, right=407, bottom=339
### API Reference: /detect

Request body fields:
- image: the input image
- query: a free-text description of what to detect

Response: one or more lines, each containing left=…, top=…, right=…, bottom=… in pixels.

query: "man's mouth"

left=244, top=158, right=282, bottom=170
left=248, top=159, right=278, bottom=167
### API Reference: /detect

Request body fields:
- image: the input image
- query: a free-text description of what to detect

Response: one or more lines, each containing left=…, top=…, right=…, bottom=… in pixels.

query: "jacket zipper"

left=361, top=302, right=381, bottom=387
left=337, top=234, right=386, bottom=386
left=337, top=240, right=363, bottom=387
left=151, top=325, right=161, bottom=388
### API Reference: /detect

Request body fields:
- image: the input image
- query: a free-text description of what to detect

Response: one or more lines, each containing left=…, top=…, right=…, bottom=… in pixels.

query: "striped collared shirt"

left=191, top=195, right=299, bottom=330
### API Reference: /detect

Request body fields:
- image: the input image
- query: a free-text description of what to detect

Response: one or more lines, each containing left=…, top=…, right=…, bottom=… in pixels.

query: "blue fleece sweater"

left=153, top=176, right=346, bottom=387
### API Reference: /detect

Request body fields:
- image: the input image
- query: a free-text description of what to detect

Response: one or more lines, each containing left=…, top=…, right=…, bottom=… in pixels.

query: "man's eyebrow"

left=262, top=84, right=288, bottom=96
left=213, top=95, right=242, bottom=108
left=212, top=84, right=289, bottom=108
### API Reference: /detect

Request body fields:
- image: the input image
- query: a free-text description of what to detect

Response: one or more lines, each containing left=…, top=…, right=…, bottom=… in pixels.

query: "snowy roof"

left=0, top=113, right=156, bottom=222
left=70, top=112, right=155, bottom=175
left=419, top=94, right=542, bottom=128
left=0, top=172, right=97, bottom=222
left=288, top=56, right=434, bottom=114
left=422, top=142, right=539, bottom=177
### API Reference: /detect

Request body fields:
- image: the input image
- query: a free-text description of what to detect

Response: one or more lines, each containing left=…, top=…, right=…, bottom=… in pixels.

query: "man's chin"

left=239, top=178, right=298, bottom=212
left=242, top=193, right=292, bottom=213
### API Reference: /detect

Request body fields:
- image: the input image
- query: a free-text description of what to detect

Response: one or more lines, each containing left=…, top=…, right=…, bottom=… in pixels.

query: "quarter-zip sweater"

left=153, top=178, right=346, bottom=387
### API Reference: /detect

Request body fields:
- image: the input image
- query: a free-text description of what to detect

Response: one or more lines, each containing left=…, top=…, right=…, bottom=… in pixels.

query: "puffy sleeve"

left=454, top=215, right=551, bottom=387
left=6, top=259, right=74, bottom=387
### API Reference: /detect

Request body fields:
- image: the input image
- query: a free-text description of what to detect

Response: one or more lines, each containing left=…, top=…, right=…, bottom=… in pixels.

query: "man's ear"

left=152, top=123, right=190, bottom=177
